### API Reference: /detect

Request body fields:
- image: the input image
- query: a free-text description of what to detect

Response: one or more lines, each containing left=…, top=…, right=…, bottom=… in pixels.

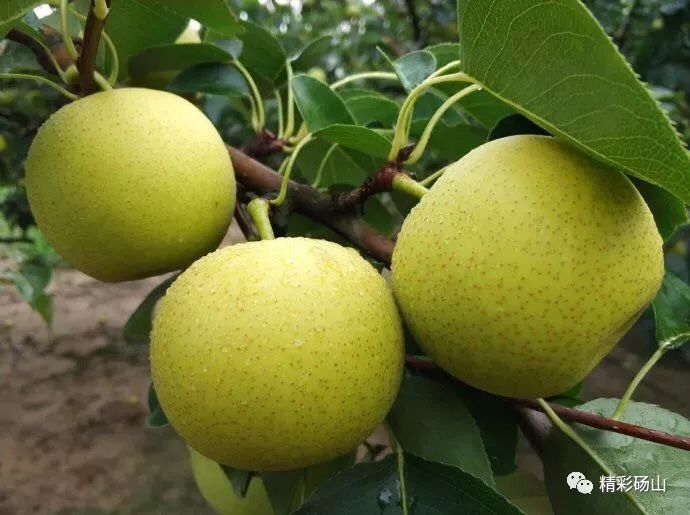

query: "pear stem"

left=392, top=174, right=428, bottom=200
left=612, top=346, right=667, bottom=420
left=246, top=198, right=275, bottom=240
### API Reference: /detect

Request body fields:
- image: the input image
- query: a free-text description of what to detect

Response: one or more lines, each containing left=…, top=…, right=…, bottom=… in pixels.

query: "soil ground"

left=1, top=231, right=689, bottom=514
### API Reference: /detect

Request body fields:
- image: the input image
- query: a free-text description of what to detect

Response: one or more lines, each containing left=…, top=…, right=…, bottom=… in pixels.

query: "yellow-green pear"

left=151, top=237, right=404, bottom=471
left=391, top=135, right=663, bottom=398
left=25, top=88, right=235, bottom=282
left=189, top=447, right=273, bottom=515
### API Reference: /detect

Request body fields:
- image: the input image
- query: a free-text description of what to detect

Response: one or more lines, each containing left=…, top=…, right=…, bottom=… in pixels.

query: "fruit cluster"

left=26, top=87, right=664, bottom=473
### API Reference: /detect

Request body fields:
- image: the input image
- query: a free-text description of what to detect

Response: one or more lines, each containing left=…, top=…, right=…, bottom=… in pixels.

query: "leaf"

left=2, top=256, right=54, bottom=325
left=338, top=88, right=387, bottom=102
left=387, top=375, right=494, bottom=485
left=345, top=95, right=399, bottom=127
left=294, top=453, right=524, bottom=514
left=454, top=89, right=517, bottom=129
left=495, top=469, right=553, bottom=515
left=105, top=0, right=188, bottom=80
left=543, top=398, right=690, bottom=514
left=219, top=466, right=253, bottom=498
left=391, top=50, right=437, bottom=92
left=168, top=62, right=249, bottom=96
left=489, top=113, right=549, bottom=141
left=455, top=385, right=519, bottom=477
left=292, top=75, right=354, bottom=132
left=261, top=469, right=303, bottom=515
left=457, top=0, right=690, bottom=202
left=143, top=0, right=242, bottom=37
left=425, top=42, right=461, bottom=68
left=146, top=383, right=169, bottom=427
left=631, top=179, right=687, bottom=242
left=236, top=20, right=286, bottom=84
left=128, top=43, right=233, bottom=77
left=0, top=0, right=42, bottom=38
left=409, top=119, right=488, bottom=163
left=652, top=271, right=690, bottom=349
left=292, top=34, right=334, bottom=71
left=294, top=139, right=370, bottom=187
left=123, top=275, right=177, bottom=345
left=313, top=124, right=391, bottom=159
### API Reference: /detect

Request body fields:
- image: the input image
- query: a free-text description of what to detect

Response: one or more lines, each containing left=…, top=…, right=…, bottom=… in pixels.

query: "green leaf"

left=105, top=0, right=187, bottom=79
left=632, top=179, right=687, bottom=242
left=454, top=89, right=517, bottom=129
left=652, top=272, right=690, bottom=349
left=219, top=466, right=253, bottom=498
left=146, top=383, right=169, bottom=427
left=313, top=124, right=391, bottom=159
left=425, top=43, right=461, bottom=68
left=236, top=20, right=286, bottom=84
left=345, top=95, right=399, bottom=127
left=391, top=50, right=437, bottom=92
left=128, top=43, right=233, bottom=77
left=261, top=469, right=303, bottom=515
left=143, top=0, right=242, bottom=37
left=294, top=139, right=370, bottom=188
left=2, top=256, right=54, bottom=325
left=295, top=453, right=524, bottom=514
left=168, top=63, right=249, bottom=96
left=388, top=375, right=494, bottom=485
left=409, top=119, right=488, bottom=164
left=489, top=114, right=549, bottom=141
left=292, top=75, right=354, bottom=132
left=0, top=0, right=42, bottom=38
left=543, top=398, right=690, bottom=514
left=292, top=34, right=333, bottom=71
left=495, top=469, right=553, bottom=515
left=457, top=0, right=690, bottom=202
left=123, top=275, right=177, bottom=345
left=338, top=88, right=387, bottom=102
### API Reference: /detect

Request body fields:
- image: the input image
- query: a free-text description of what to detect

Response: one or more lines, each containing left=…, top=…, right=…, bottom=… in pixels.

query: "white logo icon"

left=577, top=479, right=594, bottom=494
left=567, top=472, right=593, bottom=494
left=567, top=472, right=586, bottom=489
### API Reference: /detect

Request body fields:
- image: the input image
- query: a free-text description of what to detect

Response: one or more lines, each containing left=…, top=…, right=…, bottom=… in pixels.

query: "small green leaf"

left=236, top=21, right=287, bottom=84
left=457, top=0, right=690, bottom=202
left=219, top=466, right=254, bottom=498
left=388, top=375, right=494, bottom=485
left=391, top=50, right=437, bottom=92
left=214, top=39, right=243, bottom=59
left=313, top=124, right=391, bottom=159
left=128, top=43, right=233, bottom=77
left=143, top=0, right=242, bottom=37
left=294, top=453, right=523, bottom=514
left=0, top=0, right=42, bottom=38
left=652, top=272, right=690, bottom=349
left=292, top=34, right=334, bottom=71
left=292, top=75, right=354, bottom=132
left=543, top=398, right=690, bottom=515
left=168, top=63, right=249, bottom=97
left=345, top=95, right=399, bottom=127
left=146, top=383, right=169, bottom=428
left=124, top=275, right=177, bottom=345
left=632, top=179, right=687, bottom=242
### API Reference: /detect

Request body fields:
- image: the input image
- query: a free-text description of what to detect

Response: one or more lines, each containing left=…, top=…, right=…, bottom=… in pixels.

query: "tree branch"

left=404, top=356, right=690, bottom=452
left=227, top=145, right=395, bottom=264
left=77, top=0, right=111, bottom=95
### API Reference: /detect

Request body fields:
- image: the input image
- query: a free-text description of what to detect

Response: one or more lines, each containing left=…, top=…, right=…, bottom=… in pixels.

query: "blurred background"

left=1, top=0, right=689, bottom=513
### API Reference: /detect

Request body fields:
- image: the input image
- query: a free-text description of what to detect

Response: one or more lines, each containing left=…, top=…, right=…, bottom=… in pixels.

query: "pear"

left=391, top=135, right=663, bottom=398
left=151, top=237, right=404, bottom=471
left=25, top=88, right=235, bottom=282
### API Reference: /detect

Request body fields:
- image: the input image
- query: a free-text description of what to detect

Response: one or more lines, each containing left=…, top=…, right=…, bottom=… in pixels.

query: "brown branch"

left=333, top=163, right=401, bottom=210
left=241, top=129, right=286, bottom=158
left=404, top=357, right=690, bottom=452
left=77, top=0, right=111, bottom=95
left=227, top=145, right=395, bottom=264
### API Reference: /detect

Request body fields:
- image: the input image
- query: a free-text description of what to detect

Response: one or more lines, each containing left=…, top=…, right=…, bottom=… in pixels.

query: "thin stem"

left=395, top=441, right=409, bottom=515
left=246, top=94, right=259, bottom=132
left=0, top=73, right=78, bottom=100
left=94, top=0, right=109, bottom=19
left=270, top=135, right=313, bottom=207
left=246, top=198, right=275, bottom=240
left=92, top=71, right=112, bottom=91
left=537, top=399, right=647, bottom=512
left=392, top=174, right=428, bottom=200
left=312, top=143, right=338, bottom=188
left=274, top=89, right=284, bottom=138
left=612, top=346, right=667, bottom=420
left=233, top=60, right=265, bottom=132
left=388, top=71, right=473, bottom=161
left=404, top=84, right=480, bottom=164
left=419, top=166, right=448, bottom=187
left=283, top=60, right=296, bottom=139
left=428, top=60, right=462, bottom=79
left=60, top=0, right=80, bottom=62
left=331, top=71, right=398, bottom=89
